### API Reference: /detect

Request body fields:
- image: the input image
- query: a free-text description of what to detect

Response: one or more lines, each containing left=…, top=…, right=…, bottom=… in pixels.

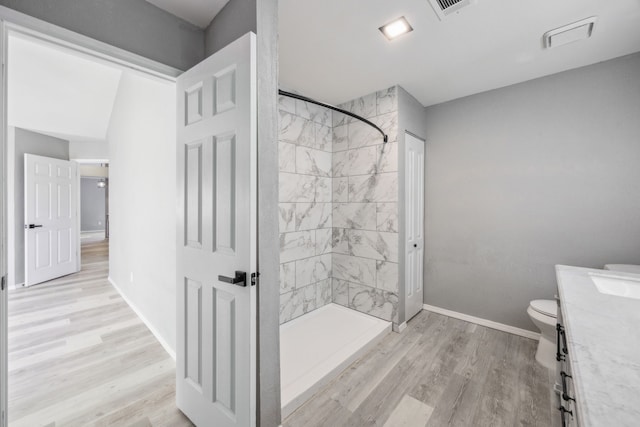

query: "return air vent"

left=543, top=17, right=597, bottom=49
left=428, top=0, right=474, bottom=21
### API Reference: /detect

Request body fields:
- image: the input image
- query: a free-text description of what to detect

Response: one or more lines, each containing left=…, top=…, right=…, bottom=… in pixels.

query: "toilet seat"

left=529, top=299, right=557, bottom=318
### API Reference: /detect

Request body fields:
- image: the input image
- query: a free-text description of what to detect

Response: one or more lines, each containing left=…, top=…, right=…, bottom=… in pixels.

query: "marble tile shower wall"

left=331, top=87, right=400, bottom=324
left=278, top=87, right=400, bottom=325
left=278, top=95, right=334, bottom=324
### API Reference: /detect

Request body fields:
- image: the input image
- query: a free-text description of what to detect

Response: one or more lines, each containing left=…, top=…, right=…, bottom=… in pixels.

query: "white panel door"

left=24, top=154, right=78, bottom=286
left=405, top=133, right=425, bottom=322
left=176, top=33, right=257, bottom=427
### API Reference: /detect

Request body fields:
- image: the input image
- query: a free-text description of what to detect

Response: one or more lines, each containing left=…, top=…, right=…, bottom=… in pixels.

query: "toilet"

left=527, top=299, right=557, bottom=370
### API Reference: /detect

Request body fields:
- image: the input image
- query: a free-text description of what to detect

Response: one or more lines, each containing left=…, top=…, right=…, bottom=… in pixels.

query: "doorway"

left=0, top=12, right=268, bottom=426
left=79, top=164, right=109, bottom=242
left=405, top=132, right=426, bottom=322
left=2, top=24, right=186, bottom=425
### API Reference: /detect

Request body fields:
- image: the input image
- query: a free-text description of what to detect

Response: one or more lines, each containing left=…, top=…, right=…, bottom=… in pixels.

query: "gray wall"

left=397, top=86, right=428, bottom=326
left=80, top=177, right=105, bottom=232
left=204, top=0, right=257, bottom=56
left=0, top=0, right=205, bottom=70
left=69, top=141, right=108, bottom=161
left=255, top=0, right=280, bottom=425
left=12, top=128, right=69, bottom=285
left=423, top=52, right=640, bottom=331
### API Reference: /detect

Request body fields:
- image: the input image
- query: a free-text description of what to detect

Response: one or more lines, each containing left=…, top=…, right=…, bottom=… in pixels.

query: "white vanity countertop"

left=556, top=265, right=640, bottom=427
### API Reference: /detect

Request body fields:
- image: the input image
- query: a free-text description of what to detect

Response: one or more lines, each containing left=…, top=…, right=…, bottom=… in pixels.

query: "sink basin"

left=589, top=273, right=640, bottom=300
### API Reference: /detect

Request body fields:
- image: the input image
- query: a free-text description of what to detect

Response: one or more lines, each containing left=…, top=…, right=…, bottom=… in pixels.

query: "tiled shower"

left=278, top=86, right=400, bottom=326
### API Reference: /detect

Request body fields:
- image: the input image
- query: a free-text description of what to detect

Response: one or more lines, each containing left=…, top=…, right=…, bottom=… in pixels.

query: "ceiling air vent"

left=428, top=0, right=474, bottom=21
left=543, top=17, right=597, bottom=49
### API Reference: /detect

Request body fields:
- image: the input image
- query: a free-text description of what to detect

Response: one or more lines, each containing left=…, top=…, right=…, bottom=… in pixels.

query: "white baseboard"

left=108, top=276, right=176, bottom=360
left=422, top=304, right=540, bottom=341
left=393, top=321, right=407, bottom=333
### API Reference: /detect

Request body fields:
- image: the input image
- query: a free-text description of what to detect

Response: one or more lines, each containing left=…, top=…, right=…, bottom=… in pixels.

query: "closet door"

left=405, top=133, right=425, bottom=322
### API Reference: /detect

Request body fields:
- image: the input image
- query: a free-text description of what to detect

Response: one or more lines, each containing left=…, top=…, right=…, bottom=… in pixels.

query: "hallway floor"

left=8, top=239, right=192, bottom=427
left=284, top=310, right=560, bottom=427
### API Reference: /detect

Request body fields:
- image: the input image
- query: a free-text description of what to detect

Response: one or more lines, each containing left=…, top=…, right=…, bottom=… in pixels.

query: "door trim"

left=0, top=5, right=181, bottom=80
left=405, top=131, right=426, bottom=143
left=1, top=19, right=6, bottom=425
left=402, top=131, right=427, bottom=324
left=398, top=123, right=428, bottom=331
left=0, top=7, right=180, bottom=424
left=23, top=154, right=79, bottom=286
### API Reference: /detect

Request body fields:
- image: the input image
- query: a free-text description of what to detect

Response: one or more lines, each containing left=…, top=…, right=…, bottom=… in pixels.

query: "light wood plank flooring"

left=8, top=239, right=192, bottom=427
left=285, top=311, right=560, bottom=427
left=9, top=238, right=560, bottom=426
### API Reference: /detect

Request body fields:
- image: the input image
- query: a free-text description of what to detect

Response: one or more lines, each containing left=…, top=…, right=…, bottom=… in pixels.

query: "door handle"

left=218, top=271, right=247, bottom=287
left=25, top=224, right=43, bottom=229
left=413, top=244, right=418, bottom=248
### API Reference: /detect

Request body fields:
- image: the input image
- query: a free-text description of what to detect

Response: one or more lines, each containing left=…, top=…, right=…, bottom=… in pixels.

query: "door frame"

left=402, top=131, right=426, bottom=324
left=398, top=130, right=426, bottom=332
left=75, top=163, right=110, bottom=253
left=0, top=6, right=181, bottom=425
left=23, top=154, right=79, bottom=287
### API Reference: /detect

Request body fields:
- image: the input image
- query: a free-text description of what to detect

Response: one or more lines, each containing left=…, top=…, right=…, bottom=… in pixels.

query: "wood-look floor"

left=8, top=238, right=559, bottom=427
left=285, top=311, right=561, bottom=427
left=8, top=239, right=192, bottom=427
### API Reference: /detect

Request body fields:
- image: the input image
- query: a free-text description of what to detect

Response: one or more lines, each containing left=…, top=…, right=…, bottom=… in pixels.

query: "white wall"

left=8, top=127, right=69, bottom=287
left=69, top=141, right=109, bottom=161
left=107, top=72, right=176, bottom=354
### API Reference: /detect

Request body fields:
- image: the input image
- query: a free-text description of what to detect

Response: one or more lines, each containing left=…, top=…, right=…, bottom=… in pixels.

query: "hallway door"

left=24, top=154, right=78, bottom=286
left=176, top=33, right=257, bottom=427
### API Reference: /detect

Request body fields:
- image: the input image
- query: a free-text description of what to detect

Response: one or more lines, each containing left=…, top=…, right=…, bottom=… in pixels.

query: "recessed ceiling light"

left=379, top=16, right=413, bottom=41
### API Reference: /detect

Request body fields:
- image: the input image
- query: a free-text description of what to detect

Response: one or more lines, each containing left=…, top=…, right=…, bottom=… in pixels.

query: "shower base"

left=280, top=303, right=392, bottom=418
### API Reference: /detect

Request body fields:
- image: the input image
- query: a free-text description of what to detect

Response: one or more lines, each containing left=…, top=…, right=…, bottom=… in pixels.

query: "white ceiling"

left=279, top=0, right=640, bottom=106
left=145, top=0, right=230, bottom=29
left=8, top=34, right=122, bottom=143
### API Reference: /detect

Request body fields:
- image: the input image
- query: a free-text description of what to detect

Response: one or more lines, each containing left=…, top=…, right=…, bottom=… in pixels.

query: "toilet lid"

left=530, top=299, right=557, bottom=317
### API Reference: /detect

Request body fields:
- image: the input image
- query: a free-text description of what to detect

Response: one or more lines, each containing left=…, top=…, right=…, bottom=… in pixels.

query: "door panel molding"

left=404, top=133, right=426, bottom=322
left=24, top=154, right=78, bottom=286
left=176, top=33, right=257, bottom=427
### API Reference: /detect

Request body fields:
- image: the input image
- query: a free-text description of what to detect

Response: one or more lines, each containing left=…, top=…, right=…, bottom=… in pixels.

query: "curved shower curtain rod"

left=278, top=89, right=388, bottom=143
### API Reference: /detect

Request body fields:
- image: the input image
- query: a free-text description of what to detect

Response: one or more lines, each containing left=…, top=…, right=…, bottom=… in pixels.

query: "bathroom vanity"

left=555, top=265, right=640, bottom=426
